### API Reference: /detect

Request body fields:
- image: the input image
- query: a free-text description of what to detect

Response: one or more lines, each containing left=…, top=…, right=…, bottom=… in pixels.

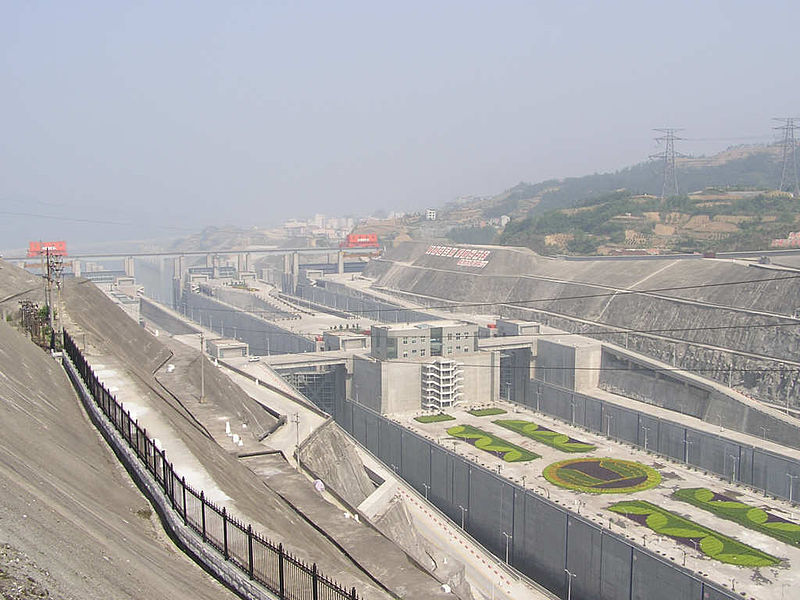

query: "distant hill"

left=469, top=144, right=784, bottom=221
left=461, top=143, right=800, bottom=255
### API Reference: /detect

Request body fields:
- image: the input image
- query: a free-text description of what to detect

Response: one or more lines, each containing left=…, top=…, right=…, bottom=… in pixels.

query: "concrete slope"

left=0, top=320, right=238, bottom=600
left=55, top=277, right=392, bottom=597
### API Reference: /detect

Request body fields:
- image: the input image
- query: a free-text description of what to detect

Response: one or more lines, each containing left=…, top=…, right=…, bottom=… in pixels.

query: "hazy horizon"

left=3, top=1, right=799, bottom=251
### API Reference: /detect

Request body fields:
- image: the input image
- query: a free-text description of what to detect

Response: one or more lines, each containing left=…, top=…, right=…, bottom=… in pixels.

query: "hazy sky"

left=2, top=1, right=799, bottom=251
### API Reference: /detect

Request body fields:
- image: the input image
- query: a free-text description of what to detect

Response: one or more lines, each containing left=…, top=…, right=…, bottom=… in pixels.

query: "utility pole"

left=199, top=332, right=205, bottom=402
left=651, top=128, right=684, bottom=199
left=774, top=118, right=800, bottom=196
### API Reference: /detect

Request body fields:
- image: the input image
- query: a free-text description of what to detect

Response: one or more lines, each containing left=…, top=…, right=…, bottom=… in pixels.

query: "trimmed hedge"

left=610, top=500, right=781, bottom=567
left=447, top=424, right=539, bottom=462
left=467, top=407, right=508, bottom=417
left=493, top=419, right=596, bottom=453
left=675, top=487, right=800, bottom=547
left=414, top=413, right=456, bottom=424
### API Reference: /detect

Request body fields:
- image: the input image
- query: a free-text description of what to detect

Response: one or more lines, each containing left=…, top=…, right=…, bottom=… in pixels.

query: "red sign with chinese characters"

left=27, top=241, right=68, bottom=257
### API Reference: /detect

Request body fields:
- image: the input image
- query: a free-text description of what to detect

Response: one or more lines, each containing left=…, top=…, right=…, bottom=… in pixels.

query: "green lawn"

left=467, top=407, right=508, bottom=417
left=493, top=419, right=596, bottom=453
left=610, top=500, right=781, bottom=567
left=675, top=487, right=800, bottom=548
left=414, top=413, right=456, bottom=424
left=447, top=424, right=539, bottom=462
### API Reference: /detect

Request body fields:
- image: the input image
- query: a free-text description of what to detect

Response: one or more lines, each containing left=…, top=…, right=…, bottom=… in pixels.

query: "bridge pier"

left=124, top=256, right=135, bottom=278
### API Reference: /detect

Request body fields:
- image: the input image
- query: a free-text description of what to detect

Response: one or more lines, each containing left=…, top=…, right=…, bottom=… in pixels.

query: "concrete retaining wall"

left=334, top=398, right=739, bottom=600
left=524, top=379, right=800, bottom=501
left=184, top=291, right=314, bottom=355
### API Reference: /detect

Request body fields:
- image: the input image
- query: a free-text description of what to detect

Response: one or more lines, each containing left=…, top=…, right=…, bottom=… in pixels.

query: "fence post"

left=201, top=491, right=206, bottom=542
left=161, top=449, right=168, bottom=490
left=169, top=463, right=176, bottom=510
left=278, top=543, right=285, bottom=598
left=247, top=525, right=254, bottom=579
left=312, top=563, right=318, bottom=600
left=222, top=507, right=229, bottom=560
left=182, top=476, right=187, bottom=525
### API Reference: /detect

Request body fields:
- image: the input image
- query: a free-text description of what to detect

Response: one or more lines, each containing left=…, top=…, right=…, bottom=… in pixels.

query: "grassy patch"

left=414, top=413, right=456, bottom=424
left=674, top=487, right=800, bottom=547
left=494, top=419, right=596, bottom=453
left=467, top=407, right=508, bottom=417
left=446, top=424, right=539, bottom=462
left=543, top=457, right=660, bottom=494
left=609, top=500, right=781, bottom=567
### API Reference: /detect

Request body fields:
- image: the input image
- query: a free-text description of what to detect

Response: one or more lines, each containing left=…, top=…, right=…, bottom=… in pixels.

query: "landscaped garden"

left=446, top=424, right=539, bottom=462
left=609, top=500, right=781, bottom=567
left=675, top=487, right=800, bottom=547
left=494, top=419, right=596, bottom=453
left=414, top=413, right=456, bottom=424
left=543, top=457, right=660, bottom=493
left=467, top=407, right=507, bottom=417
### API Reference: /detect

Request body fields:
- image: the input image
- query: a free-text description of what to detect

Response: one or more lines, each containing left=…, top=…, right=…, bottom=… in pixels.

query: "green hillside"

left=475, top=144, right=799, bottom=255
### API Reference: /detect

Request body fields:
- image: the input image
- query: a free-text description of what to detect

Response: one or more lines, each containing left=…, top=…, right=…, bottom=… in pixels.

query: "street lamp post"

left=787, top=473, right=800, bottom=504
left=728, top=454, right=739, bottom=483
left=682, top=438, right=694, bottom=464
left=458, top=505, right=468, bottom=529
left=565, top=568, right=577, bottom=600
left=502, top=532, right=512, bottom=564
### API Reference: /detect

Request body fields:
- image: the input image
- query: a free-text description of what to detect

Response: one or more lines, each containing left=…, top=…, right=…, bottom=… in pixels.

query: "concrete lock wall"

left=524, top=379, right=800, bottom=502
left=184, top=291, right=315, bottom=355
left=294, top=280, right=432, bottom=324
left=334, top=398, right=739, bottom=600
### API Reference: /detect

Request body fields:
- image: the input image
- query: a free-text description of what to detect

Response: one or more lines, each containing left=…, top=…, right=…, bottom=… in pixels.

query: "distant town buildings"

left=281, top=215, right=355, bottom=242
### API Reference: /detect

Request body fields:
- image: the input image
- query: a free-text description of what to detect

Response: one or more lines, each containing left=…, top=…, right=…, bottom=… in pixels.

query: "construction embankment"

left=365, top=242, right=800, bottom=407
left=0, top=263, right=238, bottom=599
left=0, top=259, right=469, bottom=600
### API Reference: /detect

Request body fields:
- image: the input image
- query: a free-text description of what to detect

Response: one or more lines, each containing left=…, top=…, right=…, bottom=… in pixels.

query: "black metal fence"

left=63, top=331, right=358, bottom=600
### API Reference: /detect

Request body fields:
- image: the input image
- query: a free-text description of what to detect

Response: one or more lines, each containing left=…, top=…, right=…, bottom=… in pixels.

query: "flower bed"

left=467, top=407, right=507, bottom=417
left=674, top=487, right=800, bottom=547
left=543, top=457, right=660, bottom=493
left=609, top=500, right=781, bottom=567
left=446, top=424, right=539, bottom=462
left=494, top=419, right=596, bottom=453
left=414, top=413, right=456, bottom=424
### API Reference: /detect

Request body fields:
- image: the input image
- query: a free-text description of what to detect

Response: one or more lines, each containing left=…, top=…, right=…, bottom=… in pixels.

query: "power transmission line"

left=650, top=128, right=684, bottom=199
left=773, top=117, right=800, bottom=196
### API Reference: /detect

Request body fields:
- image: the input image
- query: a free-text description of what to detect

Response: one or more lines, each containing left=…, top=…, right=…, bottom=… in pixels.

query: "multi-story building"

left=370, top=321, right=478, bottom=361
left=353, top=321, right=497, bottom=414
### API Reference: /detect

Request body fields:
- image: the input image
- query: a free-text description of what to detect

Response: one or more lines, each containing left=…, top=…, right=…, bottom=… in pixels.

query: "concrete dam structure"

left=364, top=242, right=800, bottom=411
